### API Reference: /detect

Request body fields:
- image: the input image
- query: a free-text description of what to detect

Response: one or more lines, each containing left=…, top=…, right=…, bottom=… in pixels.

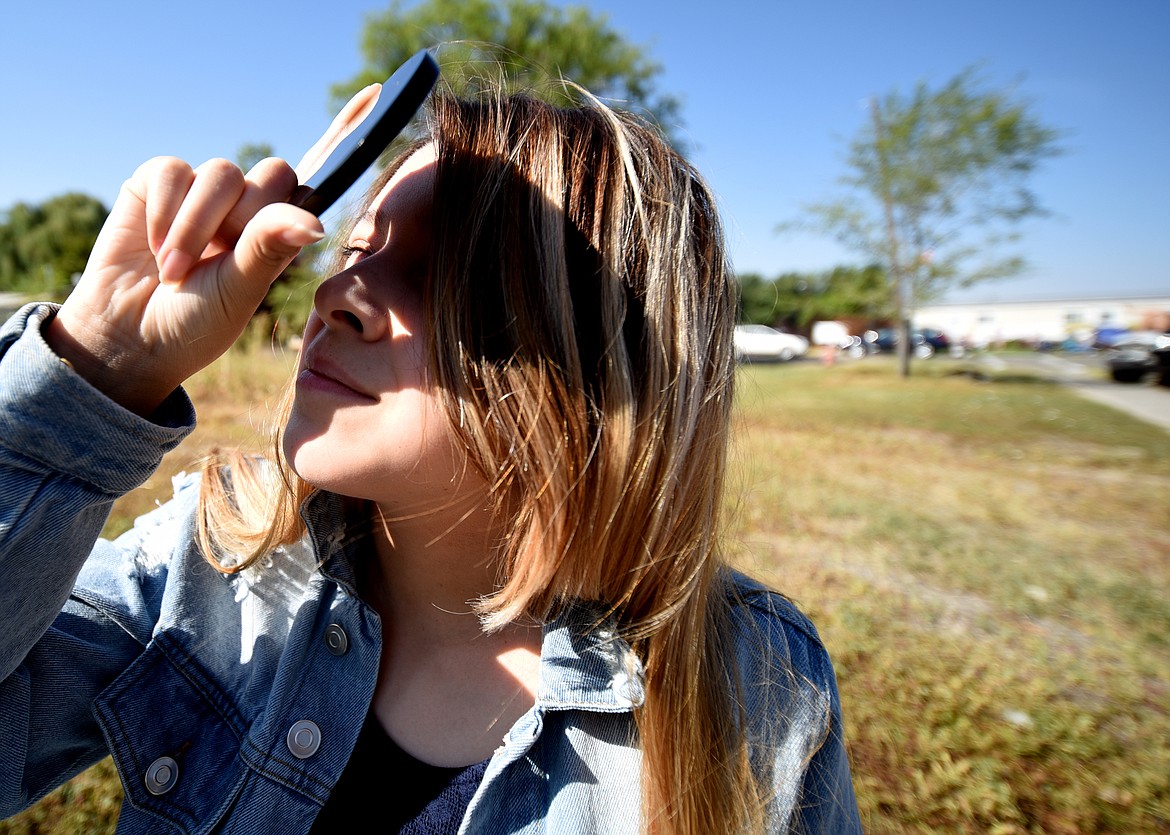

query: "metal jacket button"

left=287, top=720, right=322, bottom=759
left=144, top=756, right=180, bottom=795
left=324, top=623, right=349, bottom=656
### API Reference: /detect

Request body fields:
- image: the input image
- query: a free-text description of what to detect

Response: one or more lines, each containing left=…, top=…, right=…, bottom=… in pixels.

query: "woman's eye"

left=340, top=244, right=373, bottom=263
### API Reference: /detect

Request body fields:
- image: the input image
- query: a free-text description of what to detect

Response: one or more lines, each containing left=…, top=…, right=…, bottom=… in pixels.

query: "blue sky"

left=2, top=0, right=1167, bottom=303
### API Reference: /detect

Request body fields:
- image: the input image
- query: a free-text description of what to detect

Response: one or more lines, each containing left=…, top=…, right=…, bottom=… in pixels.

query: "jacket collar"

left=538, top=606, right=646, bottom=712
left=298, top=488, right=645, bottom=714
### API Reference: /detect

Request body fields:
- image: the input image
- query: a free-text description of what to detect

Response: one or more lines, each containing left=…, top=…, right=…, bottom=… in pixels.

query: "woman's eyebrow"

left=350, top=206, right=388, bottom=244
left=363, top=193, right=405, bottom=231
left=354, top=159, right=434, bottom=241
left=357, top=206, right=381, bottom=228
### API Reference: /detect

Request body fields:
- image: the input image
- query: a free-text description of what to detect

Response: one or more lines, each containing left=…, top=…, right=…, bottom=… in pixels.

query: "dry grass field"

left=730, top=358, right=1170, bottom=833
left=3, top=348, right=1168, bottom=833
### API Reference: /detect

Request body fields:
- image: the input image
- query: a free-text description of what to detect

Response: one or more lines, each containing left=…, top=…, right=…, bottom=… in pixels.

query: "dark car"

left=1156, top=344, right=1170, bottom=386
left=1106, top=332, right=1170, bottom=384
left=863, top=327, right=950, bottom=359
left=918, top=328, right=951, bottom=350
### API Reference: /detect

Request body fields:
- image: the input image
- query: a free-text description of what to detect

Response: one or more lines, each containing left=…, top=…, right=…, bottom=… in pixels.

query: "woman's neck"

left=361, top=497, right=543, bottom=767
left=363, top=496, right=500, bottom=641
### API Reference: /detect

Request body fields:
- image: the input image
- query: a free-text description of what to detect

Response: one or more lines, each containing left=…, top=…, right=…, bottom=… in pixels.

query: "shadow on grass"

left=962, top=369, right=1062, bottom=386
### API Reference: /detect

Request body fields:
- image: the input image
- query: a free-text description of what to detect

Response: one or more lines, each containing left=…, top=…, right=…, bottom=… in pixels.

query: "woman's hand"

left=47, top=156, right=318, bottom=415
left=45, top=83, right=384, bottom=417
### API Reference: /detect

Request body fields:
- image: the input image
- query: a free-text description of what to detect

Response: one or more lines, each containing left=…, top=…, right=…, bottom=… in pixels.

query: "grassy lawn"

left=4, top=351, right=1168, bottom=833
left=730, top=356, right=1169, bottom=833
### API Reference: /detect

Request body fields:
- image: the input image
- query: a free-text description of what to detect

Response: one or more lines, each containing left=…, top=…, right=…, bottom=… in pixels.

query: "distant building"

left=916, top=293, right=1170, bottom=347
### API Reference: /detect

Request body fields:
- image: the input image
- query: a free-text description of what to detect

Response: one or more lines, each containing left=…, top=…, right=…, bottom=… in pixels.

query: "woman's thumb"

left=225, top=203, right=325, bottom=296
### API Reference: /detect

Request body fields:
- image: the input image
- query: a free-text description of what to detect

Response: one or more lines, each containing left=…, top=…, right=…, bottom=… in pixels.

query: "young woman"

left=0, top=80, right=860, bottom=833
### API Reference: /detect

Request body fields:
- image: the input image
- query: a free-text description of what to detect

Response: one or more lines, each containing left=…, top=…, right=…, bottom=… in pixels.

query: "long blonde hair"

left=201, top=90, right=765, bottom=833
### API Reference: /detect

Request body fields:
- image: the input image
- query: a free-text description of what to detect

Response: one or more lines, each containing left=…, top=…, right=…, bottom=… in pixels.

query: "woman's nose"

left=312, top=270, right=390, bottom=342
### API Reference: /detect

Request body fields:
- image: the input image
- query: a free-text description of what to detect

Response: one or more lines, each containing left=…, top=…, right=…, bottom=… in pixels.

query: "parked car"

left=733, top=325, right=809, bottom=362
left=810, top=320, right=867, bottom=358
left=863, top=327, right=950, bottom=359
left=1105, top=332, right=1170, bottom=383
left=1156, top=343, right=1170, bottom=387
left=1094, top=326, right=1131, bottom=348
left=842, top=334, right=868, bottom=359
left=918, top=328, right=951, bottom=351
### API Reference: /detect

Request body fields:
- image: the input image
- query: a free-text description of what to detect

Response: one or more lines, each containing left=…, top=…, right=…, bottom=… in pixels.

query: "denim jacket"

left=0, top=304, right=861, bottom=834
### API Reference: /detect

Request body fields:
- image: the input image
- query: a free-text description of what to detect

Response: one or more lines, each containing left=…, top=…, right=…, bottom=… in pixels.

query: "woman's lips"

left=297, top=358, right=377, bottom=401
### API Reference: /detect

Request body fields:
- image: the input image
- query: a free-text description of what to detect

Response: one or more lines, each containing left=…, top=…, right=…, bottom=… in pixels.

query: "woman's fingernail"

left=161, top=250, right=194, bottom=284
left=280, top=223, right=326, bottom=248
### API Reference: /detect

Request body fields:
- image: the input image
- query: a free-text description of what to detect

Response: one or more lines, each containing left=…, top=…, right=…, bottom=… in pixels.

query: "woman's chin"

left=281, top=425, right=332, bottom=489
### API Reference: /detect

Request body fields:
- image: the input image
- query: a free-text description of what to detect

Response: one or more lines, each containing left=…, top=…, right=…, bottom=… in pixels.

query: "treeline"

left=2, top=191, right=893, bottom=342
left=0, top=193, right=108, bottom=299
left=0, top=192, right=319, bottom=341
left=737, top=263, right=893, bottom=331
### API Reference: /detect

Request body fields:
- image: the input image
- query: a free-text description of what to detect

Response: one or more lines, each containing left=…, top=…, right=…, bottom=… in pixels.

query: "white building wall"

left=916, top=295, right=1170, bottom=347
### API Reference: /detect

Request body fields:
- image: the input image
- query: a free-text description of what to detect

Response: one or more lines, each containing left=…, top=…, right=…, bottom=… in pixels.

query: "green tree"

left=736, top=272, right=780, bottom=325
left=767, top=273, right=815, bottom=330
left=819, top=264, right=891, bottom=322
left=0, top=193, right=108, bottom=299
left=236, top=142, right=275, bottom=172
left=227, top=140, right=322, bottom=340
left=737, top=264, right=890, bottom=330
left=797, top=67, right=1061, bottom=375
left=332, top=0, right=682, bottom=143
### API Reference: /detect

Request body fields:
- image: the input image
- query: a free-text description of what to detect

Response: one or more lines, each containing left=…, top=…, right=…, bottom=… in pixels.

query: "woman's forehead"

left=359, top=143, right=437, bottom=235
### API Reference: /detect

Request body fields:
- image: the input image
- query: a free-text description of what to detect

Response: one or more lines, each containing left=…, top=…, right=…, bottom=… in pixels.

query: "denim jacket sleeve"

left=733, top=577, right=863, bottom=833
left=0, top=303, right=195, bottom=815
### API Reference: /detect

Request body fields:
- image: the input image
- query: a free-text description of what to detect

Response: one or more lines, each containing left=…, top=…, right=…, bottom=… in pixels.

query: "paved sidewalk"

left=1065, top=380, right=1170, bottom=433
left=974, top=352, right=1170, bottom=434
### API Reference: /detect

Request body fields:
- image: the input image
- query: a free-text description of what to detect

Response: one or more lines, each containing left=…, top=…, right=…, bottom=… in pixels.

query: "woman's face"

left=283, top=145, right=479, bottom=512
